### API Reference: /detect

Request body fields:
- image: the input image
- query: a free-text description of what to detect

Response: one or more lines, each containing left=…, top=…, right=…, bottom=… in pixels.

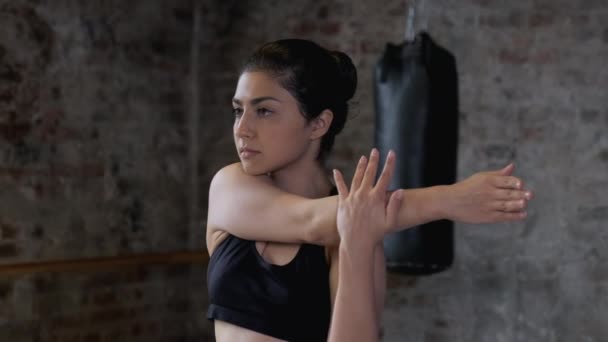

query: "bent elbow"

left=302, top=209, right=323, bottom=245
left=306, top=214, right=339, bottom=246
left=300, top=207, right=329, bottom=246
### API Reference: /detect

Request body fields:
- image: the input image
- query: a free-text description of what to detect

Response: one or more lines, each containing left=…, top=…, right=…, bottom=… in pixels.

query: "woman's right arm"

left=206, top=162, right=340, bottom=251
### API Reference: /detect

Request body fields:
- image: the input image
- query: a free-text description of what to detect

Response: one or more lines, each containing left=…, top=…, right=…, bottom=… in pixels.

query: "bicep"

left=207, top=163, right=336, bottom=244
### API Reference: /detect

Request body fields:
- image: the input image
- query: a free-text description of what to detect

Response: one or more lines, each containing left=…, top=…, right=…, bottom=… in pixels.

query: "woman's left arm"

left=391, top=162, right=533, bottom=232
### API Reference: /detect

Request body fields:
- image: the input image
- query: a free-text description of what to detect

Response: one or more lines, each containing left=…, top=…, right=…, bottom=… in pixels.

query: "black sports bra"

left=207, top=234, right=332, bottom=341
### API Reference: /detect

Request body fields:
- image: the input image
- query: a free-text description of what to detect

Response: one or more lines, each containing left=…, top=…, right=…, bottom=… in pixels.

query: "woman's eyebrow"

left=232, top=96, right=282, bottom=106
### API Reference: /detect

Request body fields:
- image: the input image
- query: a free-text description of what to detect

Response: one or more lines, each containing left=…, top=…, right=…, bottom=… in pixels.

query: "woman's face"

left=232, top=71, right=315, bottom=175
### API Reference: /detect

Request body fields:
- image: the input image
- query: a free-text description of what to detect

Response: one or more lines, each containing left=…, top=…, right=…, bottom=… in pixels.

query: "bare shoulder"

left=206, top=162, right=273, bottom=255
left=214, top=162, right=243, bottom=178
left=209, top=162, right=242, bottom=190
left=210, top=162, right=272, bottom=190
left=206, top=163, right=240, bottom=255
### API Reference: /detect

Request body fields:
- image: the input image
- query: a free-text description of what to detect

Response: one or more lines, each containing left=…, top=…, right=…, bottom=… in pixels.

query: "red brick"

left=528, top=12, right=555, bottom=27
left=0, top=163, right=104, bottom=180
left=0, top=282, right=13, bottom=298
left=89, top=308, right=128, bottom=322
left=131, top=323, right=143, bottom=336
left=498, top=49, right=528, bottom=64
left=49, top=315, right=87, bottom=329
left=92, top=291, right=117, bottom=306
left=33, top=274, right=58, bottom=293
left=359, top=40, right=376, bottom=54
left=479, top=11, right=524, bottom=28
left=83, top=332, right=101, bottom=342
left=291, top=20, right=317, bottom=35
left=127, top=304, right=152, bottom=316
left=530, top=49, right=558, bottom=64
left=0, top=243, right=18, bottom=257
left=317, top=5, right=329, bottom=19
left=124, top=267, right=149, bottom=283
left=0, top=222, right=18, bottom=239
left=82, top=273, right=122, bottom=290
left=167, top=299, right=189, bottom=313
left=133, top=287, right=144, bottom=300
left=320, top=21, right=341, bottom=35
left=144, top=320, right=161, bottom=334
left=0, top=122, right=31, bottom=142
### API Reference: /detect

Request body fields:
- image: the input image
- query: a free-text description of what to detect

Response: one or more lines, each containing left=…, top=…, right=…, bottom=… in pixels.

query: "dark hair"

left=241, top=39, right=357, bottom=162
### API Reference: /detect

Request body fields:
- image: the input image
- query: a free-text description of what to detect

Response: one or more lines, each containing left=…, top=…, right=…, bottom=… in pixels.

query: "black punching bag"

left=374, top=32, right=459, bottom=275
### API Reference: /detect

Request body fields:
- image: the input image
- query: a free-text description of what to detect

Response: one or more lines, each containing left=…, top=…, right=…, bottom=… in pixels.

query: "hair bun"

left=330, top=50, right=357, bottom=102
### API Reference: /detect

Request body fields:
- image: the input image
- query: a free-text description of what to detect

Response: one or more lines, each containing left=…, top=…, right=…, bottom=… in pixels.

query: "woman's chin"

left=239, top=161, right=270, bottom=176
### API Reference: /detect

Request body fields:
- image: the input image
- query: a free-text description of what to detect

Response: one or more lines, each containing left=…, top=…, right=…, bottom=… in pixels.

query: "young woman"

left=206, top=39, right=533, bottom=342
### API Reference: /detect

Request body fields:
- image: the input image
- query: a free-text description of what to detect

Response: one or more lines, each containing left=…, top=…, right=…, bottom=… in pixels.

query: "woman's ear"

left=310, top=109, right=334, bottom=140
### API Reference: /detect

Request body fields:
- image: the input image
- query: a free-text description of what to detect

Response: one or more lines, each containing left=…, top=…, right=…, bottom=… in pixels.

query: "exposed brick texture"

left=1, top=0, right=606, bottom=341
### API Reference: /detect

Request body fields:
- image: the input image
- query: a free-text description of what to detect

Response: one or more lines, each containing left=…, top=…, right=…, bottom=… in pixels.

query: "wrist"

left=432, top=184, right=454, bottom=221
left=339, top=237, right=376, bottom=261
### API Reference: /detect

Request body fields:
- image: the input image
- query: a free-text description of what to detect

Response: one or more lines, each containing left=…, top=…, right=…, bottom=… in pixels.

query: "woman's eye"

left=257, top=108, right=272, bottom=116
left=232, top=108, right=243, bottom=117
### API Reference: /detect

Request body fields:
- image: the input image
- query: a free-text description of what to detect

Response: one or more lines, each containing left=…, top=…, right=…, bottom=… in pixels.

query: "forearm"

left=393, top=185, right=451, bottom=232
left=373, top=243, right=386, bottom=333
left=305, top=195, right=340, bottom=246
left=329, top=242, right=378, bottom=342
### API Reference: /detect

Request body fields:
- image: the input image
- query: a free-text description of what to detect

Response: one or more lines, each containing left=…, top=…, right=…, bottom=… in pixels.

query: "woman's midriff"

left=214, top=320, right=288, bottom=342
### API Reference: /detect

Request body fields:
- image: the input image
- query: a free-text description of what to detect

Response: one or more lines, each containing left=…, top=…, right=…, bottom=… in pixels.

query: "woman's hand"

left=332, top=148, right=404, bottom=248
left=444, top=163, right=533, bottom=224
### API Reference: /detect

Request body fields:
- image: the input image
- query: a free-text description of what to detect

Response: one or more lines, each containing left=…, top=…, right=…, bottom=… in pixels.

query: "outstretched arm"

left=206, top=153, right=533, bottom=251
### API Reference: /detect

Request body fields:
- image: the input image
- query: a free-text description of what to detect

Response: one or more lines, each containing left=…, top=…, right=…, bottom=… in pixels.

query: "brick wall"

left=1, top=1, right=212, bottom=341
left=1, top=0, right=606, bottom=341
left=0, top=0, right=196, bottom=260
left=0, top=265, right=210, bottom=342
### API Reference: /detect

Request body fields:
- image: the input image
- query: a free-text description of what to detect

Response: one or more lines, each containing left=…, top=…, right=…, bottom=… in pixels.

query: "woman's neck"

left=269, top=159, right=333, bottom=199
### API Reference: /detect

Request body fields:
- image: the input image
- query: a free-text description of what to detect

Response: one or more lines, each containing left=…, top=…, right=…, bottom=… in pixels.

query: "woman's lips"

left=240, top=149, right=260, bottom=159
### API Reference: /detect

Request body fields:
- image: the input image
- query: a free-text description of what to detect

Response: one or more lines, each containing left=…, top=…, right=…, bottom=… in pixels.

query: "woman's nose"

left=234, top=111, right=255, bottom=138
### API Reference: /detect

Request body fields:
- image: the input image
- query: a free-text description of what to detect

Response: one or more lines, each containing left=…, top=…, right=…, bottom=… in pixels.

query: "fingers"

left=351, top=148, right=396, bottom=192
left=350, top=155, right=367, bottom=190
left=491, top=175, right=523, bottom=189
left=491, top=199, right=528, bottom=213
left=493, top=211, right=528, bottom=222
left=360, top=148, right=380, bottom=189
left=495, top=189, right=533, bottom=201
left=332, top=169, right=349, bottom=199
left=501, top=162, right=515, bottom=176
left=385, top=189, right=403, bottom=228
left=488, top=162, right=515, bottom=176
left=375, top=150, right=396, bottom=192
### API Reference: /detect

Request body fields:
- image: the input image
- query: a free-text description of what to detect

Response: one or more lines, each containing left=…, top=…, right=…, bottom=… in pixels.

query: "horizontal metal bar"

left=0, top=251, right=209, bottom=277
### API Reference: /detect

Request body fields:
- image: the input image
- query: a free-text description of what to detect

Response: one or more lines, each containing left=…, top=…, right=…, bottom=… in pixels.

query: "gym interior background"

left=0, top=0, right=606, bottom=341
